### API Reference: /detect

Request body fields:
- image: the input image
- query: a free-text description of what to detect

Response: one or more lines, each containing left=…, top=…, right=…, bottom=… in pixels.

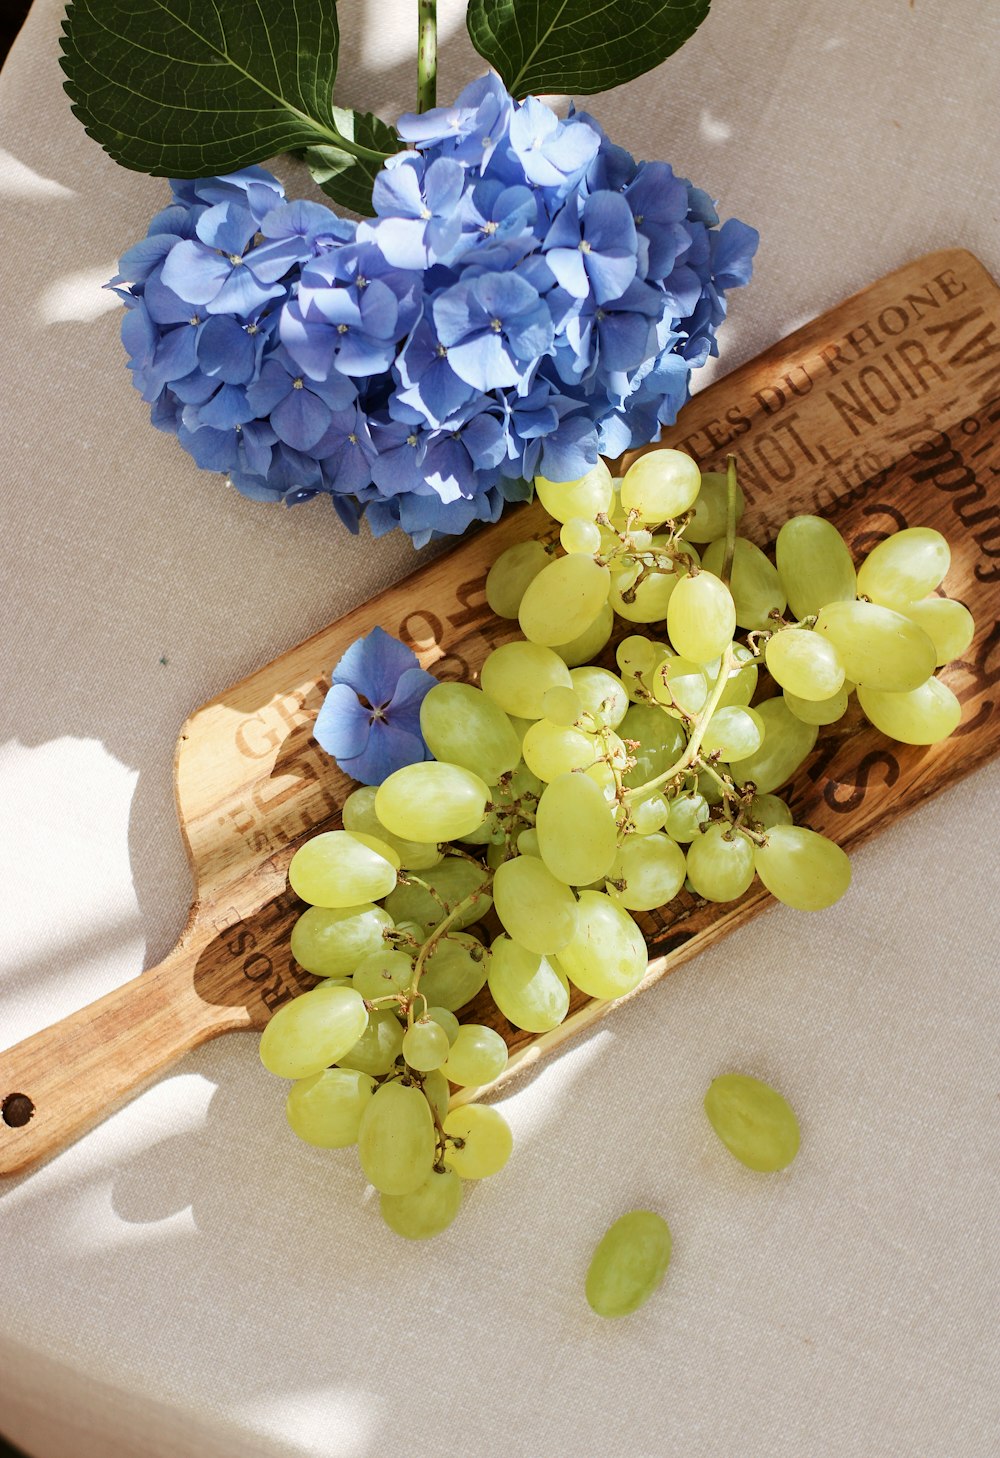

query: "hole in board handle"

left=2, top=1093, right=35, bottom=1128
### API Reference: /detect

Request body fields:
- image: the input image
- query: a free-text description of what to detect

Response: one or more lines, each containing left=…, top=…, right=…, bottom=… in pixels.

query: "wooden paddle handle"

left=0, top=937, right=240, bottom=1176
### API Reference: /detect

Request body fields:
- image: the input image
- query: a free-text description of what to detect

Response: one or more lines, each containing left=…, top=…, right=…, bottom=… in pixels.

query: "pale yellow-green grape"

left=401, top=1018, right=450, bottom=1072
left=652, top=654, right=710, bottom=716
left=607, top=833, right=686, bottom=911
left=417, top=933, right=490, bottom=1012
left=632, top=793, right=669, bottom=834
left=480, top=641, right=572, bottom=718
left=702, top=537, right=786, bottom=631
left=341, top=786, right=443, bottom=871
left=259, top=985, right=370, bottom=1080
left=775, top=514, right=857, bottom=618
left=384, top=856, right=492, bottom=930
left=783, top=683, right=851, bottom=726
left=765, top=627, right=846, bottom=701
left=570, top=666, right=629, bottom=728
left=697, top=767, right=727, bottom=805
left=664, top=792, right=709, bottom=842
left=554, top=890, right=647, bottom=999
left=427, top=1006, right=460, bottom=1044
left=419, top=682, right=521, bottom=785
left=620, top=705, right=686, bottom=789
left=290, top=903, right=394, bottom=978
left=749, top=793, right=794, bottom=830
left=485, top=539, right=550, bottom=618
left=337, top=1009, right=405, bottom=1076
left=684, top=470, right=745, bottom=542
left=286, top=1067, right=376, bottom=1149
left=667, top=571, right=737, bottom=663
left=700, top=705, right=763, bottom=761
left=903, top=597, right=975, bottom=665
left=616, top=633, right=661, bottom=702
left=522, top=718, right=597, bottom=780
left=561, top=517, right=603, bottom=554
left=518, top=554, right=612, bottom=646
left=814, top=600, right=936, bottom=692
left=357, top=1080, right=436, bottom=1195
left=619, top=448, right=701, bottom=522
left=516, top=827, right=541, bottom=857
left=288, top=831, right=399, bottom=908
left=507, top=714, right=535, bottom=747
left=492, top=854, right=579, bottom=955
left=585, top=1210, right=672, bottom=1318
left=857, top=526, right=950, bottom=608
left=422, top=1068, right=450, bottom=1122
left=609, top=560, right=681, bottom=623
left=704, top=1073, right=800, bottom=1171
left=460, top=762, right=542, bottom=847
left=536, top=773, right=618, bottom=885
left=443, top=1106, right=514, bottom=1179
left=754, top=825, right=851, bottom=911
left=729, top=696, right=818, bottom=793
left=351, top=948, right=414, bottom=1002
left=535, top=460, right=614, bottom=522
left=376, top=762, right=490, bottom=842
left=857, top=678, right=962, bottom=745
left=685, top=824, right=755, bottom=902
left=380, top=1168, right=463, bottom=1240
left=487, top=936, right=570, bottom=1032
left=441, top=1024, right=509, bottom=1086
left=542, top=685, right=583, bottom=726
left=552, top=601, right=615, bottom=667
left=716, top=643, right=759, bottom=709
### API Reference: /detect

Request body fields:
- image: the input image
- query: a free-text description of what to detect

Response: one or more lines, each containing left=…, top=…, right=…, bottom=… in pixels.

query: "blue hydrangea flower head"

left=314, top=627, right=436, bottom=785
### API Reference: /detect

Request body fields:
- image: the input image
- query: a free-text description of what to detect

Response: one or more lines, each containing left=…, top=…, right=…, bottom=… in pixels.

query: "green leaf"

left=59, top=0, right=391, bottom=179
left=467, top=0, right=711, bottom=98
left=303, top=108, right=401, bottom=214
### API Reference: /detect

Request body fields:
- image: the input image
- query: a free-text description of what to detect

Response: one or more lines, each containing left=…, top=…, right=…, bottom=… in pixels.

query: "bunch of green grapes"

left=257, top=449, right=973, bottom=1240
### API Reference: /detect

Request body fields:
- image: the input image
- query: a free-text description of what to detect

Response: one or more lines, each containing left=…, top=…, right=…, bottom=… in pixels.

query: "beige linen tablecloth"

left=1, top=3, right=998, bottom=1455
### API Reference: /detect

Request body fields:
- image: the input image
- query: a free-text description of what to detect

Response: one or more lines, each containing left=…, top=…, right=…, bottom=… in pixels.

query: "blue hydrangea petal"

left=344, top=719, right=427, bottom=787
left=314, top=683, right=373, bottom=761
left=195, top=202, right=258, bottom=255
left=208, top=264, right=285, bottom=317
left=386, top=664, right=438, bottom=727
left=332, top=625, right=422, bottom=704
left=161, top=240, right=231, bottom=305
left=270, top=387, right=332, bottom=451
left=544, top=248, right=590, bottom=299
left=197, top=315, right=256, bottom=383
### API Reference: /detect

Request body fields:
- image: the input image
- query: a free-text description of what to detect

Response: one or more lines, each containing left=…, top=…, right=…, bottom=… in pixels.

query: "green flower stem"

left=417, top=0, right=438, bottom=113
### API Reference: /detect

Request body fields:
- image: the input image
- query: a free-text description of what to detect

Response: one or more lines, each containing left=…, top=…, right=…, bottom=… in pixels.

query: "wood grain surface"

left=2, top=248, right=998, bottom=1174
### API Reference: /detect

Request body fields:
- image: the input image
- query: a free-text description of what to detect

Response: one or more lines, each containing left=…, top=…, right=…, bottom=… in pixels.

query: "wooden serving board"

left=3, top=248, right=999, bottom=1175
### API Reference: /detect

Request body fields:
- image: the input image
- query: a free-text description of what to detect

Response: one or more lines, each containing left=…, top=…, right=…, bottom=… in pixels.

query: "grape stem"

left=405, top=877, right=492, bottom=1029
left=721, top=454, right=739, bottom=588
left=623, top=646, right=735, bottom=802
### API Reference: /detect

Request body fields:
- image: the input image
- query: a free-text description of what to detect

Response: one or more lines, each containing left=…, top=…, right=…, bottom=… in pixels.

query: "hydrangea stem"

left=417, top=0, right=437, bottom=113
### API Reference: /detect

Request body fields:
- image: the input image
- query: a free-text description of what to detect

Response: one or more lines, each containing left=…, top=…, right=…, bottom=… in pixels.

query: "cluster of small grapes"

left=256, top=448, right=972, bottom=1241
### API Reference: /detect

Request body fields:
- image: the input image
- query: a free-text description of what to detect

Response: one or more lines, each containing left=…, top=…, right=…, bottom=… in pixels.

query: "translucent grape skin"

left=607, top=833, right=686, bottom=912
left=443, top=1105, right=514, bottom=1179
left=519, top=554, right=612, bottom=647
left=487, top=937, right=570, bottom=1032
left=685, top=823, right=756, bottom=903
left=286, top=1068, right=375, bottom=1148
left=585, top=1210, right=672, bottom=1318
left=619, top=448, right=701, bottom=522
left=290, top=903, right=394, bottom=978
left=813, top=600, right=936, bottom=693
left=684, top=470, right=745, bottom=542
left=765, top=628, right=845, bottom=701
left=667, top=572, right=737, bottom=663
left=380, top=1168, right=463, bottom=1239
left=480, top=641, right=572, bottom=718
left=492, top=854, right=579, bottom=954
left=729, top=696, right=818, bottom=794
left=535, top=773, right=618, bottom=886
left=441, top=1024, right=509, bottom=1087
left=419, top=682, right=521, bottom=785
left=857, top=678, right=962, bottom=745
left=535, top=461, right=614, bottom=523
left=485, top=539, right=550, bottom=618
left=857, top=526, right=950, bottom=608
left=341, top=785, right=442, bottom=871
left=357, top=1080, right=436, bottom=1195
left=704, top=1073, right=800, bottom=1172
left=288, top=831, right=399, bottom=908
left=401, top=1019, right=451, bottom=1072
left=376, top=762, right=490, bottom=843
left=551, top=600, right=616, bottom=667
left=775, top=514, right=857, bottom=619
left=902, top=597, right=975, bottom=666
left=555, top=890, right=647, bottom=999
left=754, top=826, right=851, bottom=911
left=702, top=536, right=786, bottom=631
left=259, top=985, right=370, bottom=1080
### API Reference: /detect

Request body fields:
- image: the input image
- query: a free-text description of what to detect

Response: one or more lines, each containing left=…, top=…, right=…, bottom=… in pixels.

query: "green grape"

left=716, top=643, right=759, bottom=709
left=460, top=762, right=542, bottom=847
left=632, top=794, right=668, bottom=835
left=376, top=762, right=490, bottom=843
left=480, top=641, right=572, bottom=718
left=419, top=682, right=521, bottom=785
left=492, top=854, right=580, bottom=955
left=584, top=759, right=618, bottom=804
left=536, top=773, right=618, bottom=886
left=288, top=831, right=399, bottom=908
left=380, top=1169, right=463, bottom=1240
left=754, top=825, right=851, bottom=911
left=290, top=903, right=394, bottom=979
left=569, top=667, right=629, bottom=728
left=857, top=678, right=962, bottom=744
left=685, top=824, right=755, bottom=902
left=616, top=634, right=657, bottom=675
left=542, top=685, right=583, bottom=726
left=337, top=1009, right=405, bottom=1076
left=259, top=985, right=370, bottom=1080
left=607, top=833, right=686, bottom=911
left=444, top=1106, right=514, bottom=1179
left=783, top=682, right=851, bottom=726
left=555, top=890, right=647, bottom=999
left=506, top=714, right=535, bottom=747
left=664, top=792, right=709, bottom=842
left=697, top=767, right=727, bottom=806
left=422, top=1068, right=451, bottom=1123
left=561, top=518, right=603, bottom=554
left=487, top=936, right=570, bottom=1032
left=609, top=561, right=682, bottom=623
left=729, top=696, right=818, bottom=793
left=814, top=600, right=936, bottom=692
left=684, top=469, right=746, bottom=542
left=775, top=514, right=857, bottom=618
left=522, top=718, right=597, bottom=780
left=535, top=460, right=614, bottom=523
left=441, top=1024, right=509, bottom=1087
left=384, top=856, right=492, bottom=930
left=749, top=793, right=794, bottom=830
left=402, top=1019, right=451, bottom=1072
left=857, top=526, right=950, bottom=608
left=552, top=601, right=615, bottom=667
left=702, top=537, right=786, bottom=631
left=765, top=627, right=846, bottom=701
left=667, top=572, right=737, bottom=663
left=651, top=654, right=710, bottom=716
left=351, top=948, right=414, bottom=1002
left=701, top=706, right=763, bottom=761
left=704, top=1073, right=800, bottom=1171
left=903, top=597, right=975, bottom=665
left=357, top=1080, right=436, bottom=1195
left=426, top=1006, right=460, bottom=1044
left=619, top=448, right=701, bottom=522
left=516, top=827, right=541, bottom=857
left=418, top=933, right=490, bottom=1011
left=285, top=1067, right=376, bottom=1149
left=485, top=539, right=550, bottom=618
left=341, top=786, right=442, bottom=871
left=518, top=554, right=612, bottom=646
left=585, top=1210, right=672, bottom=1319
